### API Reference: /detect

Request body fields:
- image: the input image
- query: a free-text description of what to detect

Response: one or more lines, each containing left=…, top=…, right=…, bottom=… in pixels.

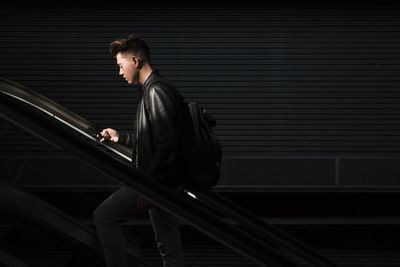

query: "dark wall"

left=1, top=5, right=400, bottom=190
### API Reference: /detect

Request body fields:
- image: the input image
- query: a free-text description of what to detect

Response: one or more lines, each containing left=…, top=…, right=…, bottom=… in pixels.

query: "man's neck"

left=139, top=64, right=153, bottom=85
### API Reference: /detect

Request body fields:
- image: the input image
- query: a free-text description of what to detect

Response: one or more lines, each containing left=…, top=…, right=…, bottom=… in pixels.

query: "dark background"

left=1, top=2, right=399, bottom=190
left=1, top=2, right=400, bottom=266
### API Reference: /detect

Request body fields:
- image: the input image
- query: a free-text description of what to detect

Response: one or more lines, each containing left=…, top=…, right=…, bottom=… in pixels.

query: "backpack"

left=183, top=102, right=222, bottom=192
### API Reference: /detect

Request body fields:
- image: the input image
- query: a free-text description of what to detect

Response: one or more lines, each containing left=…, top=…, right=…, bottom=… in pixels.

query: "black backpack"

left=183, top=102, right=222, bottom=192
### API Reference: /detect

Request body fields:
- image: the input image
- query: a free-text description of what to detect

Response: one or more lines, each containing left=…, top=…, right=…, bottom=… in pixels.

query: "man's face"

left=116, top=52, right=139, bottom=85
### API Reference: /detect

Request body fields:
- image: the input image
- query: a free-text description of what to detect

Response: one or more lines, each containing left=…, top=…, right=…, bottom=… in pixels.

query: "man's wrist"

left=115, top=132, right=120, bottom=143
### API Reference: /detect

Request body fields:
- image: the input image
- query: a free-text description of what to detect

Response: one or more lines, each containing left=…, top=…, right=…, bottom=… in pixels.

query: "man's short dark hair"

left=109, top=34, right=151, bottom=63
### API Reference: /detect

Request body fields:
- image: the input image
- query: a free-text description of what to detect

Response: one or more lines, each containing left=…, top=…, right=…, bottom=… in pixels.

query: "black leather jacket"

left=117, top=71, right=190, bottom=187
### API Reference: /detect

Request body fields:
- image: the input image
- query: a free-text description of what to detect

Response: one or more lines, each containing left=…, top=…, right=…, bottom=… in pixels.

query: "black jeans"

left=93, top=186, right=185, bottom=267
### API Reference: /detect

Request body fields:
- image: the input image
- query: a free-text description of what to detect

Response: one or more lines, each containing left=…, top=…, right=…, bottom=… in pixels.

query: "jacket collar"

left=136, top=70, right=158, bottom=99
left=142, top=70, right=158, bottom=89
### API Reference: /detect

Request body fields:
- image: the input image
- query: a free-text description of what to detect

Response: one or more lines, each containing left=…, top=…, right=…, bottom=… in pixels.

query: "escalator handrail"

left=0, top=78, right=302, bottom=267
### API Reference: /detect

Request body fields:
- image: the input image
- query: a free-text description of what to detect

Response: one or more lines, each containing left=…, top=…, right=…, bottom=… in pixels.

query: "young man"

left=93, top=34, right=187, bottom=267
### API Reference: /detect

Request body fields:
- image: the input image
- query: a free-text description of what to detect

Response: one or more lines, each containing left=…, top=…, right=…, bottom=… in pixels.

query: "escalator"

left=0, top=77, right=341, bottom=267
left=0, top=179, right=151, bottom=267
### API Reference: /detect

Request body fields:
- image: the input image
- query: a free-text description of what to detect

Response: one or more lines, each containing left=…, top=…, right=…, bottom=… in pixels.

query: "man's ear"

left=131, top=55, right=142, bottom=69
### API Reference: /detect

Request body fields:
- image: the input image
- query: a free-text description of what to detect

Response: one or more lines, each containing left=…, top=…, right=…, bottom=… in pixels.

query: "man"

left=93, top=34, right=187, bottom=267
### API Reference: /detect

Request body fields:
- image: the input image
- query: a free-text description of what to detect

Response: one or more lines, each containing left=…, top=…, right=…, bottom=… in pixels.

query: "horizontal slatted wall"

left=0, top=7, right=399, bottom=158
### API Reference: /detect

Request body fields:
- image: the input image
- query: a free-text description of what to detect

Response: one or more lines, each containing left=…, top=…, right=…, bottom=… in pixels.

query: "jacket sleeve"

left=145, top=84, right=181, bottom=181
left=117, top=130, right=135, bottom=147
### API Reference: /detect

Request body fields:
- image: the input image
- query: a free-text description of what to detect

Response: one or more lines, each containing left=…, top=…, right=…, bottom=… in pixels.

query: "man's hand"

left=97, top=128, right=119, bottom=143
